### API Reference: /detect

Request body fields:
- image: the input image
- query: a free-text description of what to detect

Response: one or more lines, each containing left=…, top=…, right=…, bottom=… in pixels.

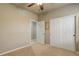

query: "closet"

left=50, top=15, right=76, bottom=51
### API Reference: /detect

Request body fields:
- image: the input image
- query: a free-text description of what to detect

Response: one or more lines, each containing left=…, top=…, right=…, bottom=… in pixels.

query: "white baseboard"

left=0, top=43, right=33, bottom=56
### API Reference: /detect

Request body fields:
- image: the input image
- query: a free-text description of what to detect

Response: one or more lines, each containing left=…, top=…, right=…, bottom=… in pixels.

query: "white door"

left=50, top=15, right=75, bottom=51
left=50, top=18, right=63, bottom=48
left=37, top=21, right=45, bottom=44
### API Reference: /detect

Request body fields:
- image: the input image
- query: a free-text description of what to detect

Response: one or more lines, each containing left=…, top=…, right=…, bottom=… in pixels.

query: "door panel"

left=50, top=18, right=63, bottom=48
left=61, top=16, right=75, bottom=51
left=50, top=15, right=75, bottom=51
left=37, top=21, right=45, bottom=44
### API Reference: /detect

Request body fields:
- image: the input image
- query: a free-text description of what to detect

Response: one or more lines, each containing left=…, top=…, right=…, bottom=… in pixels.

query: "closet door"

left=50, top=18, right=63, bottom=48
left=37, top=21, right=45, bottom=44
left=61, top=16, right=75, bottom=51
left=50, top=15, right=75, bottom=51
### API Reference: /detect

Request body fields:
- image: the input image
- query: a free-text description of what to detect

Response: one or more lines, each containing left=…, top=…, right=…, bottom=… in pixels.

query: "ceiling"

left=13, top=3, right=71, bottom=14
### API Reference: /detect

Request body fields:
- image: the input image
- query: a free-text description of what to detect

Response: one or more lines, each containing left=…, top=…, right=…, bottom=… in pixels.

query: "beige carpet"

left=3, top=43, right=78, bottom=56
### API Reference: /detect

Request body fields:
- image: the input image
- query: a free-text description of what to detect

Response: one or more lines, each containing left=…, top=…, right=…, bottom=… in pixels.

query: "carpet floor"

left=3, top=43, right=78, bottom=56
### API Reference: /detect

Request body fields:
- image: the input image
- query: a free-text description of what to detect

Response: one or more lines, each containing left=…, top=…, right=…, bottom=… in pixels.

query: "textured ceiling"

left=13, top=3, right=71, bottom=14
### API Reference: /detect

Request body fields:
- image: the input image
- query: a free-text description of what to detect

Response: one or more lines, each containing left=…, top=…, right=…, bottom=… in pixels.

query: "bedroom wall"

left=0, top=3, right=38, bottom=53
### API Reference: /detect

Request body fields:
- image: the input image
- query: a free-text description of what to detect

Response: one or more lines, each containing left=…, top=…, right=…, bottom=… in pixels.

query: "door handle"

left=73, top=34, right=76, bottom=36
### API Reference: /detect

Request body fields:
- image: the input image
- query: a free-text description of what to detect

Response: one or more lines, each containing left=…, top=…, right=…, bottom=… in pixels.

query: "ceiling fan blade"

left=40, top=4, right=44, bottom=10
left=27, top=3, right=35, bottom=7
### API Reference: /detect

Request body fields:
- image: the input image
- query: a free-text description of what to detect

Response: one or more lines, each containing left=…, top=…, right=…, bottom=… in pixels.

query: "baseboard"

left=0, top=43, right=32, bottom=56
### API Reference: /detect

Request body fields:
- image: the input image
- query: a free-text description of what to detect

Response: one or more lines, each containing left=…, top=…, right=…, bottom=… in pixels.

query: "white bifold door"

left=50, top=15, right=75, bottom=51
left=37, top=21, right=45, bottom=44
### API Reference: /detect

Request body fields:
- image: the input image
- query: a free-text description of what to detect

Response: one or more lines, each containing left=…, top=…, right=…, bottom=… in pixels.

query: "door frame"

left=75, top=16, right=79, bottom=51
left=45, top=21, right=50, bottom=44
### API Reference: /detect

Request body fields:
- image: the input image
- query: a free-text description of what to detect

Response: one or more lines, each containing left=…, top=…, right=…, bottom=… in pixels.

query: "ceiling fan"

left=27, top=3, right=44, bottom=10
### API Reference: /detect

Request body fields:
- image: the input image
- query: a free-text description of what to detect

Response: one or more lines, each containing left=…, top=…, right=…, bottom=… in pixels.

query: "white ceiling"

left=13, top=3, right=71, bottom=14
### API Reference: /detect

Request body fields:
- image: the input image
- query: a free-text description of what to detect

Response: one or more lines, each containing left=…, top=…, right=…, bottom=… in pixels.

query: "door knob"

left=73, top=34, right=76, bottom=36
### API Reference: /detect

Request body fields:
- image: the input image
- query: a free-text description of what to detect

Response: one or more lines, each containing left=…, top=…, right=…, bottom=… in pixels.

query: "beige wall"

left=0, top=4, right=38, bottom=53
